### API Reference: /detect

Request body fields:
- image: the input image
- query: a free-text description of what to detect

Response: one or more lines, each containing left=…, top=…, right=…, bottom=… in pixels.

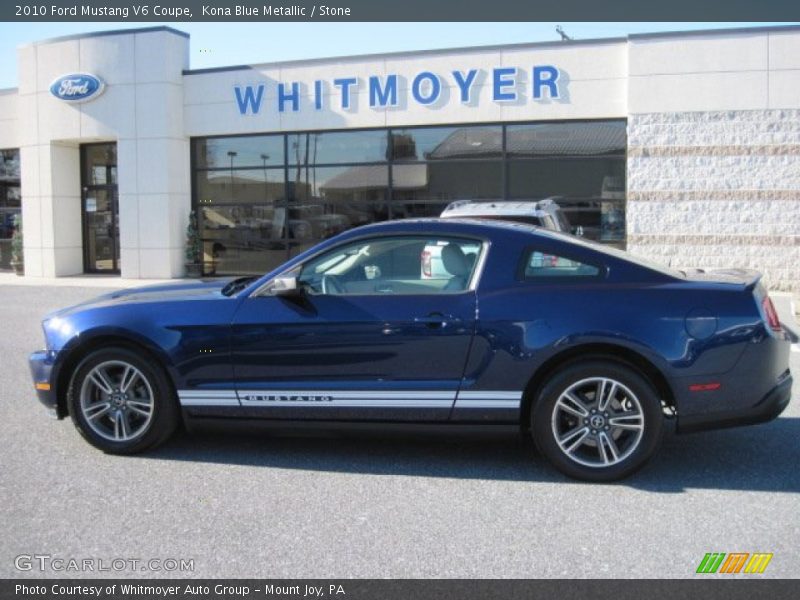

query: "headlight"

left=42, top=317, right=74, bottom=352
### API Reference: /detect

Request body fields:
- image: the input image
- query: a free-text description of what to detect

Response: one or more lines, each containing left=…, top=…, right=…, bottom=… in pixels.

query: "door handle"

left=413, top=313, right=459, bottom=329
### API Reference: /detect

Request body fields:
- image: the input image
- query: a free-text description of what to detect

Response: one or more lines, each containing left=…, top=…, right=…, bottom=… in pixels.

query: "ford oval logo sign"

left=49, top=73, right=105, bottom=103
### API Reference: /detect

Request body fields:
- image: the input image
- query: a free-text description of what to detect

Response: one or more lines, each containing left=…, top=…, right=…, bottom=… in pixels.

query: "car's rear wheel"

left=532, top=360, right=663, bottom=481
left=68, top=346, right=179, bottom=454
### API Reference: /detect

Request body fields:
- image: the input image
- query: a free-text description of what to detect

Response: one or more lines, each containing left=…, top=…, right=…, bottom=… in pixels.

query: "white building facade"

left=0, top=25, right=798, bottom=294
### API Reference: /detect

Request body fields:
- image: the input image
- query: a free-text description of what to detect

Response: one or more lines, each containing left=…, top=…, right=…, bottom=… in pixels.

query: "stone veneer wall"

left=626, top=110, right=800, bottom=296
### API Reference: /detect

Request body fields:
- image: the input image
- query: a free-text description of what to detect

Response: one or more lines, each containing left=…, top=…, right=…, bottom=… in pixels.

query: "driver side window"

left=297, top=236, right=483, bottom=296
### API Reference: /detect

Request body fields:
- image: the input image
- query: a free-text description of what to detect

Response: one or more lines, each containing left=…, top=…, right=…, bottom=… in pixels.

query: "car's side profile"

left=29, top=219, right=792, bottom=481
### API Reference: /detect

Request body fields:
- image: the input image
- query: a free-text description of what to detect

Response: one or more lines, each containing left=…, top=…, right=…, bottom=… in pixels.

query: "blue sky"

left=0, top=21, right=797, bottom=89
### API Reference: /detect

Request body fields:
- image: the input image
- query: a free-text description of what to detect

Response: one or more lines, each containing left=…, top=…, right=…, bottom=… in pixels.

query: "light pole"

left=260, top=153, right=270, bottom=202
left=227, top=150, right=237, bottom=190
left=260, top=153, right=270, bottom=175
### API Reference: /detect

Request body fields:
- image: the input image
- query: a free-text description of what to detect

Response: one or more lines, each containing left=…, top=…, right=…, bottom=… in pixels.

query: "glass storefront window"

left=288, top=165, right=390, bottom=253
left=0, top=149, right=20, bottom=185
left=288, top=130, right=390, bottom=165
left=196, top=168, right=287, bottom=274
left=196, top=168, right=285, bottom=205
left=391, top=126, right=502, bottom=161
left=192, top=120, right=627, bottom=276
left=194, top=135, right=285, bottom=170
left=505, top=122, right=626, bottom=158
left=0, top=149, right=21, bottom=271
left=508, top=158, right=625, bottom=198
left=200, top=203, right=289, bottom=276
left=504, top=122, right=626, bottom=245
left=392, top=161, right=503, bottom=219
left=82, top=144, right=117, bottom=186
left=288, top=203, right=391, bottom=258
left=291, top=164, right=389, bottom=203
left=508, top=158, right=626, bottom=244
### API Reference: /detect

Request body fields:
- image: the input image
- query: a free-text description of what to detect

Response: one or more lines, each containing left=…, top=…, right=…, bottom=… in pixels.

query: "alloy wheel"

left=550, top=376, right=645, bottom=468
left=79, top=360, right=154, bottom=442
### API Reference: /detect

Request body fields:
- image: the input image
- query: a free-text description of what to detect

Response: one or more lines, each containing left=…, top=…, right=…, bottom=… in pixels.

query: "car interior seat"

left=441, top=244, right=470, bottom=290
left=464, top=251, right=477, bottom=271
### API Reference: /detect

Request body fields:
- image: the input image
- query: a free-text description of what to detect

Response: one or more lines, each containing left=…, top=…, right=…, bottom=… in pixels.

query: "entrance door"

left=81, top=143, right=120, bottom=274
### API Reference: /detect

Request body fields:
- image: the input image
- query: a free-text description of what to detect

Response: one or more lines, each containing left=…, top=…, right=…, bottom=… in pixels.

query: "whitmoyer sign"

left=233, top=66, right=562, bottom=115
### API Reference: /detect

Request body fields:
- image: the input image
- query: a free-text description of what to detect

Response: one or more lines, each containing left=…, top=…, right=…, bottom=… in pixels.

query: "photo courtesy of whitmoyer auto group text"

left=0, top=0, right=798, bottom=597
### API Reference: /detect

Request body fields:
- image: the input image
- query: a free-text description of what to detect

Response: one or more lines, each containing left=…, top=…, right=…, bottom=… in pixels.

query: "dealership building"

left=0, top=24, right=798, bottom=294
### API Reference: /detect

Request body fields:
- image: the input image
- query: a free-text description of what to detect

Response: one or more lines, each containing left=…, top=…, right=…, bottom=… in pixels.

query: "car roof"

left=441, top=198, right=561, bottom=218
left=342, top=217, right=545, bottom=239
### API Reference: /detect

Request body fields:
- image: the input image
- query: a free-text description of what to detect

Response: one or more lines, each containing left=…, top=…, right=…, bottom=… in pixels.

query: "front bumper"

left=29, top=349, right=59, bottom=416
left=677, top=370, right=792, bottom=433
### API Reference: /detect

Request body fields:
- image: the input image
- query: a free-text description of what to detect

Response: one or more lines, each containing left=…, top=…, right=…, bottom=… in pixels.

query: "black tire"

left=531, top=360, right=663, bottom=481
left=67, top=346, right=179, bottom=454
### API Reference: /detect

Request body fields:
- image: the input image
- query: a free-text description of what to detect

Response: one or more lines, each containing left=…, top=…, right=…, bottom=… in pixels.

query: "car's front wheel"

left=68, top=346, right=179, bottom=454
left=532, top=360, right=664, bottom=481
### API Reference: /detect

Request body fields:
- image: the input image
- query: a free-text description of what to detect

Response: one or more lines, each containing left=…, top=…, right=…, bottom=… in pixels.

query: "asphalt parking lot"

left=1, top=284, right=798, bottom=579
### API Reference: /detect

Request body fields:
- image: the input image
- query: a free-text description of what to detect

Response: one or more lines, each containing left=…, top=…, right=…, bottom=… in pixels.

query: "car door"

left=229, top=234, right=485, bottom=421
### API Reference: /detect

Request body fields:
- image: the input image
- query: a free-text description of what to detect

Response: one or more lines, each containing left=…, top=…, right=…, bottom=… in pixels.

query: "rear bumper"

left=28, top=349, right=59, bottom=416
left=677, top=370, right=792, bottom=433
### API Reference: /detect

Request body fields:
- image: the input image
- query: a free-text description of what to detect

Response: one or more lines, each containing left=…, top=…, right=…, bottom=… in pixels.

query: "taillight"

left=421, top=250, right=432, bottom=277
left=762, top=295, right=782, bottom=332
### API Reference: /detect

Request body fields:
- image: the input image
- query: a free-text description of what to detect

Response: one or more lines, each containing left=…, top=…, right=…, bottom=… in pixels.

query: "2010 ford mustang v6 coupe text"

left=29, top=219, right=792, bottom=481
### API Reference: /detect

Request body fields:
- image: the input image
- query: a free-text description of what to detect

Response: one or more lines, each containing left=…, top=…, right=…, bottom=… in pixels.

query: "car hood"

left=45, top=278, right=244, bottom=320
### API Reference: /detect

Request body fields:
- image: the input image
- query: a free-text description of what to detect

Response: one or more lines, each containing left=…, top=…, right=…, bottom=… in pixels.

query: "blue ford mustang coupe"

left=29, top=219, right=792, bottom=481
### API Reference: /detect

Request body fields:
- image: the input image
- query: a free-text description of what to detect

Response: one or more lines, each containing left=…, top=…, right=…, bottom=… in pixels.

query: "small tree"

left=10, top=213, right=23, bottom=274
left=185, top=210, right=201, bottom=264
left=184, top=210, right=202, bottom=277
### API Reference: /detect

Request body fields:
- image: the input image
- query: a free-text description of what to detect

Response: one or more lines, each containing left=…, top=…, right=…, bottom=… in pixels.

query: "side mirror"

left=270, top=275, right=315, bottom=313
left=272, top=276, right=303, bottom=297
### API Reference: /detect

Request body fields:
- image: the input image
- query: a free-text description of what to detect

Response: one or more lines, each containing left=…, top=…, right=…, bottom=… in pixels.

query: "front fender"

left=48, top=326, right=181, bottom=418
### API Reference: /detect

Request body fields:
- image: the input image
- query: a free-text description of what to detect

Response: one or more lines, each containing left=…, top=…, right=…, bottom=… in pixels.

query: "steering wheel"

left=320, top=275, right=345, bottom=295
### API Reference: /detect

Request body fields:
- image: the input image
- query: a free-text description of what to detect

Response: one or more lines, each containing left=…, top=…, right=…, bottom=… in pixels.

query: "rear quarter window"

left=519, top=249, right=602, bottom=281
